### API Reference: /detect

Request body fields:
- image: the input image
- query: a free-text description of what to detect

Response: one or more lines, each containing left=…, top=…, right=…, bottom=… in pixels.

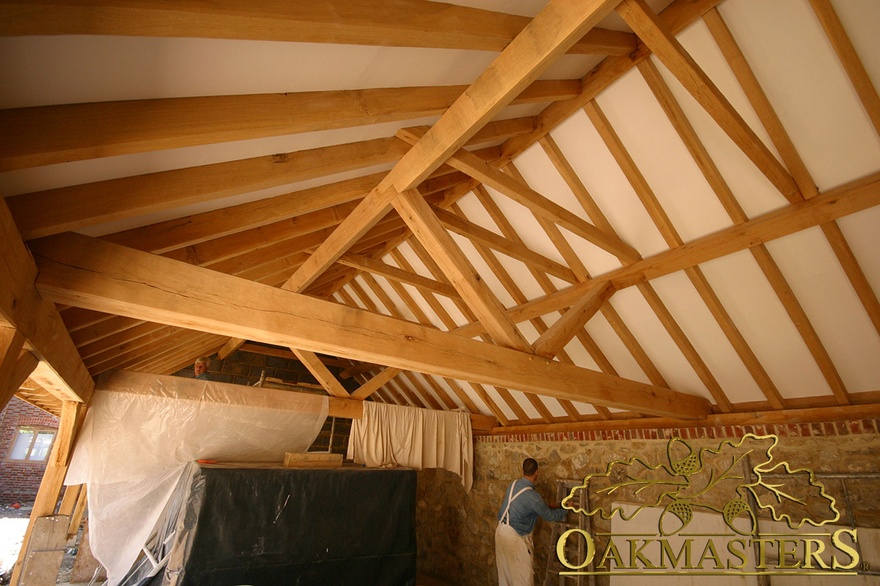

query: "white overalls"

left=495, top=482, right=535, bottom=586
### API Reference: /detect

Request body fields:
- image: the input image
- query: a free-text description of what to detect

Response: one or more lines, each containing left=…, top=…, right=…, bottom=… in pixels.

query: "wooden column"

left=11, top=401, right=84, bottom=586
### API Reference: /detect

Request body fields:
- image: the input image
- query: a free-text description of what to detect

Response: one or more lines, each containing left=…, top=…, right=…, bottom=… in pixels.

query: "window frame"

left=5, top=425, right=57, bottom=463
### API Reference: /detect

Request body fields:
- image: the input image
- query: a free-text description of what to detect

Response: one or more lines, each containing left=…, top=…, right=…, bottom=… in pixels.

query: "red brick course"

left=479, top=418, right=880, bottom=444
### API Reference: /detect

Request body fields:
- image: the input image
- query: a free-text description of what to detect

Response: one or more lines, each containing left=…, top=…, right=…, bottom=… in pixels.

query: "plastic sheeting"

left=65, top=371, right=328, bottom=585
left=346, top=401, right=473, bottom=491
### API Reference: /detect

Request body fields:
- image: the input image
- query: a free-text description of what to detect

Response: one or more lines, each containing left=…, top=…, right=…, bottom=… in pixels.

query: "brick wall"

left=0, top=397, right=59, bottom=503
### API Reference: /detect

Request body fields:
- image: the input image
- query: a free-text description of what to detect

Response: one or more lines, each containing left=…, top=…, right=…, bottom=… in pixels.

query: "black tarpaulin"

left=150, top=465, right=416, bottom=586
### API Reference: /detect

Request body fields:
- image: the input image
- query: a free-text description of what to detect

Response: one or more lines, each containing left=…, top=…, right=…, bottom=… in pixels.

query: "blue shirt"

left=497, top=477, right=567, bottom=536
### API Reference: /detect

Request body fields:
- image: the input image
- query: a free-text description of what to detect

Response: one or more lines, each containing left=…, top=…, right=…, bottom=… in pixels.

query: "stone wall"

left=416, top=419, right=880, bottom=585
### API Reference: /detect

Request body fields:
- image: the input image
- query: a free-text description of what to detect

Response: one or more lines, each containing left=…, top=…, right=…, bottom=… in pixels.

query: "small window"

left=7, top=426, right=56, bottom=462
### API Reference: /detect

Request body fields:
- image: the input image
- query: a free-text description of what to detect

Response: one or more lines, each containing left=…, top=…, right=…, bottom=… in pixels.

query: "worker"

left=495, top=457, right=567, bottom=585
left=193, top=356, right=211, bottom=380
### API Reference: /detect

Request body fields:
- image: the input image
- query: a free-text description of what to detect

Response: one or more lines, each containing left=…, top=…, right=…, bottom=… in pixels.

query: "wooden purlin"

left=0, top=0, right=635, bottom=55
left=33, top=230, right=716, bottom=419
left=451, top=171, right=880, bottom=340
left=0, top=82, right=576, bottom=172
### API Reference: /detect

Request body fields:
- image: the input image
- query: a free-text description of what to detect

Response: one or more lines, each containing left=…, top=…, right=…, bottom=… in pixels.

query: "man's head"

left=523, top=457, right=538, bottom=480
left=194, top=357, right=210, bottom=377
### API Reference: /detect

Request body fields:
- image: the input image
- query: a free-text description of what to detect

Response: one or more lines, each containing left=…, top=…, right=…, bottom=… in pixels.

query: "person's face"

left=195, top=361, right=208, bottom=376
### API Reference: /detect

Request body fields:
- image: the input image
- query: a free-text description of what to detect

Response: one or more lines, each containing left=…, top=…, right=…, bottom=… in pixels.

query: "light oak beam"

left=1, top=352, right=40, bottom=413
left=533, top=283, right=615, bottom=359
left=0, top=328, right=40, bottom=412
left=351, top=367, right=403, bottom=400
left=585, top=99, right=733, bottom=411
left=362, top=266, right=483, bottom=413
left=497, top=162, right=635, bottom=420
left=290, top=349, right=351, bottom=398
left=285, top=0, right=621, bottom=290
left=454, top=171, right=880, bottom=337
left=93, top=330, right=217, bottom=375
left=352, top=275, right=456, bottom=410
left=809, top=0, right=880, bottom=136
left=390, top=246, right=504, bottom=418
left=500, top=0, right=723, bottom=162
left=470, top=182, right=668, bottom=394
left=392, top=188, right=532, bottom=352
left=126, top=333, right=227, bottom=376
left=398, top=127, right=639, bottom=262
left=0, top=81, right=575, bottom=171
left=103, top=141, right=503, bottom=255
left=217, top=338, right=246, bottom=360
left=701, top=10, right=854, bottom=404
left=460, top=194, right=598, bottom=422
left=69, top=315, right=145, bottom=347
left=106, top=173, right=382, bottom=253
left=0, top=0, right=635, bottom=55
left=165, top=215, right=346, bottom=268
left=0, top=200, right=93, bottom=403
left=336, top=252, right=460, bottom=299
left=491, top=402, right=880, bottom=436
left=340, top=362, right=383, bottom=380
left=79, top=321, right=169, bottom=362
left=637, top=57, right=787, bottom=409
left=0, top=327, right=25, bottom=385
left=400, top=239, right=522, bottom=421
left=31, top=232, right=710, bottom=419
left=705, top=6, right=880, bottom=342
left=282, top=185, right=401, bottom=293
left=9, top=137, right=407, bottom=241
left=616, top=0, right=800, bottom=202
left=433, top=205, right=579, bottom=284
left=10, top=400, right=84, bottom=586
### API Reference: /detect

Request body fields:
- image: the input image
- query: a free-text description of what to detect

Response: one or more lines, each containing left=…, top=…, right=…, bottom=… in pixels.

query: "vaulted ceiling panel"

left=606, top=286, right=712, bottom=399
left=698, top=250, right=834, bottom=400
left=837, top=208, right=880, bottom=296
left=549, top=111, right=670, bottom=259
left=648, top=271, right=768, bottom=403
left=764, top=228, right=880, bottom=393
left=717, top=0, right=880, bottom=191
left=596, top=69, right=735, bottom=242
left=582, top=312, right=653, bottom=388
left=645, top=54, right=789, bottom=220
left=0, top=37, right=500, bottom=105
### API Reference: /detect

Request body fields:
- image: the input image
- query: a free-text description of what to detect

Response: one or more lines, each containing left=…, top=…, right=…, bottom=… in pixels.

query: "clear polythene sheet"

left=65, top=372, right=328, bottom=585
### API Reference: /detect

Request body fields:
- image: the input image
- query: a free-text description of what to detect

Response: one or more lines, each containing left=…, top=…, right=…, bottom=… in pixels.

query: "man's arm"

left=526, top=490, right=567, bottom=523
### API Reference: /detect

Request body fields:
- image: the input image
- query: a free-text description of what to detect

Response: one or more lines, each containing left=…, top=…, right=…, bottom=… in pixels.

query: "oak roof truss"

left=1, top=0, right=879, bottom=430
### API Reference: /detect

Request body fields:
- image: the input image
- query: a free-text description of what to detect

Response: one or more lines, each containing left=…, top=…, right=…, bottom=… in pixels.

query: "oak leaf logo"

left=560, top=434, right=839, bottom=535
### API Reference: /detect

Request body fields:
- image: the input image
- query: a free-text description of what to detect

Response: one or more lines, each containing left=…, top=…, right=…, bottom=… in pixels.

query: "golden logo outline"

left=560, top=433, right=841, bottom=536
